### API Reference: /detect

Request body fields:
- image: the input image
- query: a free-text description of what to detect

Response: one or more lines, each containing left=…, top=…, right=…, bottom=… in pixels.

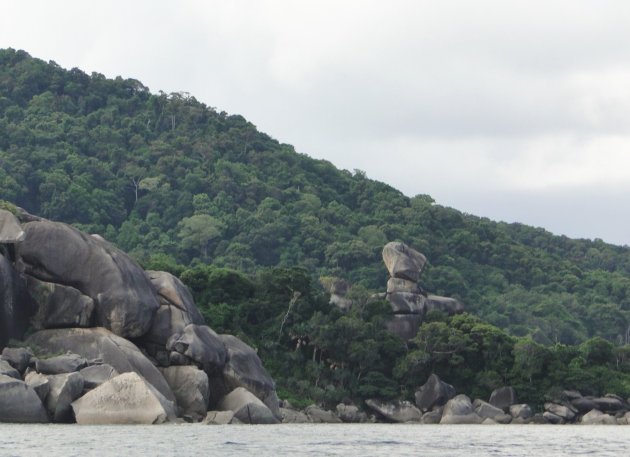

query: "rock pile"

left=0, top=208, right=279, bottom=424
left=382, top=242, right=463, bottom=340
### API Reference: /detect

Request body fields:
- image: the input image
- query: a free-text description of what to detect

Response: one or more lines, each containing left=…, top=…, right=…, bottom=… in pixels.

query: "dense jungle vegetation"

left=1, top=49, right=630, bottom=406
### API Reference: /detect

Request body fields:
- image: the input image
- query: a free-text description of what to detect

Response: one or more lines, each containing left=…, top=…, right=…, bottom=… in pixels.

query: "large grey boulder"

left=304, top=405, right=342, bottom=423
left=17, top=221, right=159, bottom=338
left=387, top=277, right=420, bottom=294
left=161, top=365, right=209, bottom=421
left=415, top=374, right=456, bottom=412
left=571, top=397, right=596, bottom=414
left=142, top=271, right=204, bottom=356
left=385, top=314, right=422, bottom=340
left=0, top=254, right=34, bottom=348
left=509, top=404, right=533, bottom=420
left=26, top=276, right=94, bottom=330
left=26, top=328, right=175, bottom=402
left=1, top=347, right=33, bottom=374
left=581, top=409, right=617, bottom=425
left=45, top=372, right=84, bottom=422
left=489, top=386, right=518, bottom=412
left=365, top=399, right=422, bottom=423
left=336, top=403, right=367, bottom=423
left=543, top=411, right=564, bottom=424
left=0, top=374, right=48, bottom=423
left=218, top=387, right=279, bottom=424
left=593, top=396, right=627, bottom=413
left=0, top=359, right=20, bottom=379
left=421, top=409, right=443, bottom=424
left=79, top=364, right=119, bottom=390
left=0, top=209, right=25, bottom=243
left=425, top=295, right=464, bottom=316
left=35, top=353, right=88, bottom=375
left=203, top=410, right=236, bottom=425
left=71, top=372, right=176, bottom=425
left=387, top=292, right=426, bottom=314
left=213, top=334, right=279, bottom=417
left=382, top=242, right=427, bottom=282
left=440, top=394, right=483, bottom=424
left=326, top=278, right=353, bottom=312
left=169, top=324, right=227, bottom=374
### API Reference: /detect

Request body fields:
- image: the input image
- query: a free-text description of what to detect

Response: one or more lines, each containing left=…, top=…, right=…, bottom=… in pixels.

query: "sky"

left=2, top=0, right=630, bottom=245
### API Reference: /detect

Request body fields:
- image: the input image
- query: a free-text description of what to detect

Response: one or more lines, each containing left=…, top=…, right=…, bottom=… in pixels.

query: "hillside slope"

left=1, top=48, right=629, bottom=346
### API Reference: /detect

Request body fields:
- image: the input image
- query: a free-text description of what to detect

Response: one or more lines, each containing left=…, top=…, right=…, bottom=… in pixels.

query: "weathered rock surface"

left=336, top=403, right=367, bottom=423
left=203, top=410, right=236, bottom=425
left=170, top=324, right=227, bottom=374
left=79, top=364, right=119, bottom=390
left=0, top=254, right=34, bottom=348
left=142, top=271, right=204, bottom=354
left=0, top=374, right=48, bottom=423
left=218, top=387, right=279, bottom=424
left=387, top=277, right=420, bottom=294
left=17, top=221, right=159, bottom=338
left=581, top=409, right=617, bottom=425
left=365, top=399, right=422, bottom=423
left=489, top=386, right=518, bottom=412
left=161, top=365, right=209, bottom=421
left=45, top=372, right=84, bottom=422
left=280, top=407, right=310, bottom=423
left=26, top=276, right=94, bottom=329
left=0, top=209, right=25, bottom=243
left=304, top=405, right=342, bottom=423
left=415, top=374, right=456, bottom=412
left=1, top=347, right=33, bottom=374
left=26, top=328, right=175, bottom=401
left=71, top=372, right=176, bottom=425
left=387, top=292, right=426, bottom=314
left=0, top=359, right=20, bottom=379
left=473, top=399, right=512, bottom=423
left=593, top=396, right=627, bottom=413
left=440, top=395, right=483, bottom=424
left=543, top=411, right=564, bottom=424
left=382, top=242, right=427, bottom=282
left=385, top=314, right=423, bottom=340
left=35, top=353, right=88, bottom=375
left=421, top=409, right=443, bottom=424
left=509, top=404, right=533, bottom=420
left=24, top=371, right=50, bottom=401
left=544, top=402, right=576, bottom=422
left=571, top=397, right=596, bottom=414
left=215, top=334, right=279, bottom=417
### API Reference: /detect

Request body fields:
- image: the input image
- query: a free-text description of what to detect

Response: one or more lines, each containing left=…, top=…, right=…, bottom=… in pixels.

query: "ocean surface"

left=1, top=423, right=629, bottom=457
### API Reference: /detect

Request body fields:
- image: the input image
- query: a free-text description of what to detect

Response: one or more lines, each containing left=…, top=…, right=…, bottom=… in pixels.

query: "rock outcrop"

left=217, top=387, right=279, bottom=424
left=365, top=399, right=422, bottom=423
left=0, top=374, right=48, bottom=423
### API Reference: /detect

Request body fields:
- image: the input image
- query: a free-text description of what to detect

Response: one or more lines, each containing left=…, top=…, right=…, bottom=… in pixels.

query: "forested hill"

left=1, top=48, right=629, bottom=346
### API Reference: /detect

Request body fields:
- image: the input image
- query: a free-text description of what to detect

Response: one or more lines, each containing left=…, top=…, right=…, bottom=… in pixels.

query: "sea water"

left=1, top=423, right=629, bottom=456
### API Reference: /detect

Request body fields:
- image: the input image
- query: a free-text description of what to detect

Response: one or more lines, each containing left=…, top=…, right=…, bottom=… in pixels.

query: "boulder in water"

left=0, top=374, right=49, bottom=423
left=161, top=365, right=209, bottom=421
left=44, top=372, right=84, bottom=422
left=440, top=394, right=483, bottom=424
left=218, top=387, right=279, bottom=424
left=415, top=374, right=456, bottom=412
left=365, top=399, right=422, bottom=423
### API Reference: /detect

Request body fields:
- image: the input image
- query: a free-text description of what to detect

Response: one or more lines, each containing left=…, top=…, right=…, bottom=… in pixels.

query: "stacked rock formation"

left=382, top=242, right=463, bottom=340
left=0, top=208, right=279, bottom=424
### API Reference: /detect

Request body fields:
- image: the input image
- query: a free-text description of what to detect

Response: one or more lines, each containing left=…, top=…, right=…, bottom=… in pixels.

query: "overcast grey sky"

left=2, top=0, right=630, bottom=245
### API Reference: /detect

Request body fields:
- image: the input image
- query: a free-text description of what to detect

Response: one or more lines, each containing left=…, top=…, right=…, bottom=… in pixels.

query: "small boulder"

left=415, top=373, right=456, bottom=412
left=280, top=407, right=310, bottom=423
left=571, top=397, right=596, bottom=414
left=473, top=399, right=512, bottom=423
left=71, top=372, right=176, bottom=425
left=440, top=394, right=483, bottom=424
left=1, top=347, right=33, bottom=374
left=79, top=364, right=119, bottom=390
left=0, top=374, right=48, bottom=423
left=489, top=386, right=518, bottom=412
left=581, top=409, right=617, bottom=425
left=365, top=399, right=422, bottom=423
left=421, top=409, right=443, bottom=424
left=543, top=411, right=564, bottom=424
left=593, top=396, right=626, bottom=413
left=0, top=209, right=25, bottom=243
left=218, top=387, right=279, bottom=424
left=161, top=365, right=209, bottom=421
left=336, top=403, right=367, bottom=423
left=509, top=404, right=533, bottom=420
left=203, top=410, right=236, bottom=425
left=382, top=242, right=427, bottom=282
left=45, top=372, right=84, bottom=422
left=544, top=402, right=576, bottom=422
left=35, top=353, right=88, bottom=375
left=305, top=405, right=342, bottom=423
left=24, top=371, right=50, bottom=402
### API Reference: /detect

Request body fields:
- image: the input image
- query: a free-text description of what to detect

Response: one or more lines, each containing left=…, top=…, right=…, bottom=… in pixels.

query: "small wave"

left=223, top=441, right=246, bottom=446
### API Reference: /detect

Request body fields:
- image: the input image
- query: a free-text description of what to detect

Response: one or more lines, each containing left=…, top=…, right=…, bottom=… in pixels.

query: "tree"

left=177, top=214, right=224, bottom=260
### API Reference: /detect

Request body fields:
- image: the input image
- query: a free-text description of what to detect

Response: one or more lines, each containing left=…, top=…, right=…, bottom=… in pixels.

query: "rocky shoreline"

left=2, top=208, right=629, bottom=425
